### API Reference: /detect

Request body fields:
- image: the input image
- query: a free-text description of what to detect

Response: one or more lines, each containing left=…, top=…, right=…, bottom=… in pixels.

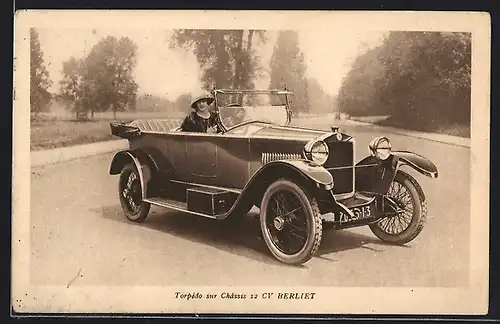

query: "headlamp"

left=369, top=136, right=392, bottom=160
left=307, top=141, right=329, bottom=165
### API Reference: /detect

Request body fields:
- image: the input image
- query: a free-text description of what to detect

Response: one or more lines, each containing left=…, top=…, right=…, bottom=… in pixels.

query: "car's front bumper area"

left=319, top=190, right=402, bottom=229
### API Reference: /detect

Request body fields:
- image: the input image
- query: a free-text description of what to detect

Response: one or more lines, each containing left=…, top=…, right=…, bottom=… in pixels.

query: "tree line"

left=29, top=28, right=342, bottom=120
left=57, top=35, right=139, bottom=120
left=337, top=31, right=471, bottom=133
left=30, top=28, right=52, bottom=116
left=30, top=28, right=139, bottom=120
left=169, top=29, right=336, bottom=115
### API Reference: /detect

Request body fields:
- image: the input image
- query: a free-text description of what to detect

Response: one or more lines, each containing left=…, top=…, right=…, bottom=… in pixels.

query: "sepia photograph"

left=12, top=10, right=490, bottom=315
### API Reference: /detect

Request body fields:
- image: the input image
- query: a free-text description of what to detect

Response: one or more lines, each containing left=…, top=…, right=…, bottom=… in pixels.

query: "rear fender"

left=109, top=150, right=152, bottom=199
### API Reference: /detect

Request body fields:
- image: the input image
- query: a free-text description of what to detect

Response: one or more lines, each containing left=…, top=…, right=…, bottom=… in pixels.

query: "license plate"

left=338, top=203, right=374, bottom=224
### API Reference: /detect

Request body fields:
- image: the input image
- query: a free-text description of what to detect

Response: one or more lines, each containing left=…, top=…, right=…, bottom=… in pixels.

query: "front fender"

left=247, top=159, right=333, bottom=190
left=355, top=151, right=437, bottom=194
left=223, top=159, right=333, bottom=219
left=272, top=160, right=334, bottom=190
left=392, top=151, right=438, bottom=179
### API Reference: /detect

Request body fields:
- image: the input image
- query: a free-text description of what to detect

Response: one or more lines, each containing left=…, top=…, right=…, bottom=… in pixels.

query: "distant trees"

left=306, top=78, right=337, bottom=115
left=169, top=29, right=267, bottom=100
left=268, top=31, right=337, bottom=115
left=58, top=57, right=84, bottom=118
left=134, top=93, right=190, bottom=114
left=30, top=28, right=52, bottom=115
left=169, top=29, right=337, bottom=115
left=175, top=93, right=193, bottom=111
left=337, top=31, right=471, bottom=133
left=269, top=31, right=309, bottom=115
left=58, top=36, right=138, bottom=120
left=54, top=29, right=340, bottom=121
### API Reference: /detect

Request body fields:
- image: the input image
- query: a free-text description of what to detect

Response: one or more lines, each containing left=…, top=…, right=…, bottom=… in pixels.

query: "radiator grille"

left=330, top=168, right=354, bottom=194
left=325, top=141, right=354, bottom=195
left=262, top=153, right=302, bottom=164
left=324, top=142, right=354, bottom=168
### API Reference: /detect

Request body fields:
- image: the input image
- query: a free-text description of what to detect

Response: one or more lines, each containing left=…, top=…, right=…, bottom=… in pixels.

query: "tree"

left=83, top=36, right=138, bottom=119
left=268, top=31, right=309, bottom=115
left=58, top=57, right=85, bottom=119
left=336, top=44, right=387, bottom=117
left=58, top=35, right=139, bottom=120
left=30, top=28, right=52, bottom=115
left=337, top=31, right=471, bottom=134
left=169, top=29, right=267, bottom=102
left=307, top=78, right=336, bottom=114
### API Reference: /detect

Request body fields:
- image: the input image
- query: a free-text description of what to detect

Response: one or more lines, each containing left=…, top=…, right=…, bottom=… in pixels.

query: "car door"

left=184, top=133, right=218, bottom=184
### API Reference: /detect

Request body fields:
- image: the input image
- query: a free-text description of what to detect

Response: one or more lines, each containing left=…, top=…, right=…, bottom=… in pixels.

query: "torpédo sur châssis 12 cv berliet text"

left=174, top=292, right=317, bottom=300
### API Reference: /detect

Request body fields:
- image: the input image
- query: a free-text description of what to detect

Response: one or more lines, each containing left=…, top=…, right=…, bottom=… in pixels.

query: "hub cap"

left=273, top=216, right=285, bottom=231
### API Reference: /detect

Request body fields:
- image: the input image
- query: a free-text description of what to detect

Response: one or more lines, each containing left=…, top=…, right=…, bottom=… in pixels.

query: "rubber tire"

left=259, top=179, right=322, bottom=265
left=118, top=163, right=151, bottom=222
left=369, top=170, right=427, bottom=245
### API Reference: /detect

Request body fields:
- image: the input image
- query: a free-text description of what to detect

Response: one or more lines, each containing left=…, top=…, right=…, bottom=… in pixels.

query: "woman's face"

left=197, top=99, right=209, bottom=112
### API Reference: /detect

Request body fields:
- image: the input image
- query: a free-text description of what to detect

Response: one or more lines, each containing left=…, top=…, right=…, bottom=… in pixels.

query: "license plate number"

left=339, top=204, right=373, bottom=223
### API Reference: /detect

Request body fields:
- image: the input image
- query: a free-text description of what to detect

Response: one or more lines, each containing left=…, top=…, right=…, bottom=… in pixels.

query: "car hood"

left=251, top=124, right=326, bottom=142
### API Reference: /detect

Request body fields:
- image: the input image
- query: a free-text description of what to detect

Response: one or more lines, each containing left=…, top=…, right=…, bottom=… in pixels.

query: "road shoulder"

left=31, top=139, right=128, bottom=167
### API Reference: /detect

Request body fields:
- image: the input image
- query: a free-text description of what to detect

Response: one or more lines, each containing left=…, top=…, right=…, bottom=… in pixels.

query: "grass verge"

left=30, top=111, right=185, bottom=151
left=31, top=119, right=121, bottom=151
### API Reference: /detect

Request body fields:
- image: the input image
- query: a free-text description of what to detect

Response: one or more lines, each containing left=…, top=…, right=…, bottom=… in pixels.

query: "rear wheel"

left=259, top=179, right=322, bottom=265
left=118, top=163, right=151, bottom=222
left=369, top=171, right=426, bottom=244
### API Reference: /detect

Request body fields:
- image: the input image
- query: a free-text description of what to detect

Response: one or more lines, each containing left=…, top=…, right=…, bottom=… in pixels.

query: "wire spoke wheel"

left=266, top=191, right=308, bottom=255
left=378, top=181, right=414, bottom=235
left=369, top=171, right=427, bottom=245
left=118, top=163, right=150, bottom=222
left=121, top=172, right=141, bottom=213
left=260, top=179, right=322, bottom=265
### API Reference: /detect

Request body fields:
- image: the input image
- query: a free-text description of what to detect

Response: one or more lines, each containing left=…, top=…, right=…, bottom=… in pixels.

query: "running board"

left=143, top=197, right=226, bottom=220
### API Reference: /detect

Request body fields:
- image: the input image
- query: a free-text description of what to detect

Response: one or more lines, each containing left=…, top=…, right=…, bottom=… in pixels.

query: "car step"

left=143, top=197, right=222, bottom=220
left=144, top=197, right=232, bottom=219
left=338, top=192, right=376, bottom=209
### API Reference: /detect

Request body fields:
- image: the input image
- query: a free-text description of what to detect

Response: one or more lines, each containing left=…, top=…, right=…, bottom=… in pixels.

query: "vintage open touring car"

left=109, top=88, right=438, bottom=265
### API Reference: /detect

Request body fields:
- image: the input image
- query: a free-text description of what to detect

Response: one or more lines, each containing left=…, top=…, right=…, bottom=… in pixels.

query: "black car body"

left=109, top=88, right=438, bottom=265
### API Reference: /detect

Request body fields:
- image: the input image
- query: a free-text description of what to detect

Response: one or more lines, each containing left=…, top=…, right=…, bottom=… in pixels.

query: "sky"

left=37, top=28, right=387, bottom=101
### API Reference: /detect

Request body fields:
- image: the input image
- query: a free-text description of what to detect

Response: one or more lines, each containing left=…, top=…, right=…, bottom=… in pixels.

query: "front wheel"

left=259, top=179, right=322, bottom=265
left=369, top=170, right=427, bottom=245
left=118, top=163, right=151, bottom=222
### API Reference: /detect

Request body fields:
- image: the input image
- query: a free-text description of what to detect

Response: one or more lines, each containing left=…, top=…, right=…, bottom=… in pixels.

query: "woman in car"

left=180, top=93, right=220, bottom=133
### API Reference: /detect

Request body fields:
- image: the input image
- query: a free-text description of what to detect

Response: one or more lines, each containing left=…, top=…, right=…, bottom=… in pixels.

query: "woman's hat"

left=191, top=92, right=214, bottom=109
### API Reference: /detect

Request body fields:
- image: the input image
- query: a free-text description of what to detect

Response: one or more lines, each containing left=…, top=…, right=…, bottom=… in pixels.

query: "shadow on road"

left=95, top=205, right=287, bottom=267
left=317, top=228, right=410, bottom=259
left=95, top=205, right=398, bottom=266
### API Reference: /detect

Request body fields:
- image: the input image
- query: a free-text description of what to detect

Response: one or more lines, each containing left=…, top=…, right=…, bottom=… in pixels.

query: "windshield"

left=216, top=91, right=290, bottom=129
